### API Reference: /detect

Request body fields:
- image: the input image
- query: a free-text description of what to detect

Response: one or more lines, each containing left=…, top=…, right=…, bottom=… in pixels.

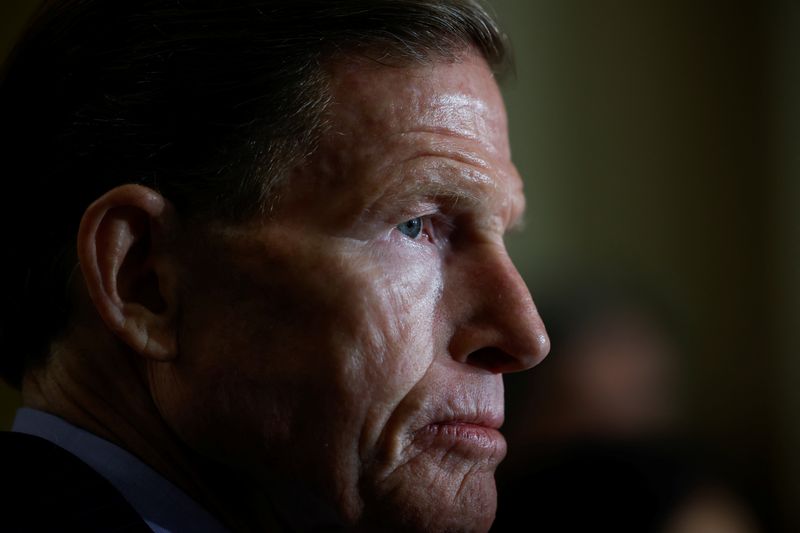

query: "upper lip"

left=406, top=377, right=506, bottom=436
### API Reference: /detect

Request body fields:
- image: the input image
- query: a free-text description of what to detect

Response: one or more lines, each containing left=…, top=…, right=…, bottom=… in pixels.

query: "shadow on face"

left=149, top=53, right=548, bottom=532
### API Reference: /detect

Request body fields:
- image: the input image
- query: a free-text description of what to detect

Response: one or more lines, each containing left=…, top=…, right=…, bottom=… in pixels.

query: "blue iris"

left=397, top=217, right=423, bottom=239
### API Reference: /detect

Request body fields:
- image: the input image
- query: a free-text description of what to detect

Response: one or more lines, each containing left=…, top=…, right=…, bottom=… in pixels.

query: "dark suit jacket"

left=0, top=431, right=152, bottom=532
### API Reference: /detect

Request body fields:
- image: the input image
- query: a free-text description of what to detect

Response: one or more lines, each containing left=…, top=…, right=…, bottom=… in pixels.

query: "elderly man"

left=0, top=0, right=548, bottom=531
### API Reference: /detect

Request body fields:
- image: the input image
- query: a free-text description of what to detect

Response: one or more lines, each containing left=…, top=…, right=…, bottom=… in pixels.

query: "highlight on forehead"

left=325, top=50, right=502, bottom=111
left=420, top=94, right=492, bottom=144
left=327, top=53, right=508, bottom=157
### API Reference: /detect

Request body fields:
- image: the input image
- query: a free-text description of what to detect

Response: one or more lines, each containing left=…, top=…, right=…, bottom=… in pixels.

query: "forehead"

left=326, top=52, right=511, bottom=159
left=274, top=52, right=524, bottom=230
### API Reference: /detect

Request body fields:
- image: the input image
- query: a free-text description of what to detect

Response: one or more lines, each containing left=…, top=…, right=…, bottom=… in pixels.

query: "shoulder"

left=0, top=431, right=151, bottom=532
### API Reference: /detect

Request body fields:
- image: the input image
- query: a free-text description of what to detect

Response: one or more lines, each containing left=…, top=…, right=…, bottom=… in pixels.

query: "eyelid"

left=423, top=212, right=456, bottom=245
left=393, top=212, right=451, bottom=246
left=394, top=201, right=438, bottom=221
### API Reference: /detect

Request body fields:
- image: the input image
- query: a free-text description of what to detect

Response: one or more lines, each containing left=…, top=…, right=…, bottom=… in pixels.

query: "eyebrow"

left=390, top=158, right=487, bottom=207
left=383, top=154, right=526, bottom=231
left=508, top=212, right=527, bottom=233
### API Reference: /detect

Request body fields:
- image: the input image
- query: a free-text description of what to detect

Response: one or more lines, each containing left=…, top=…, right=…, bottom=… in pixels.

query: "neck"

left=20, top=341, right=285, bottom=532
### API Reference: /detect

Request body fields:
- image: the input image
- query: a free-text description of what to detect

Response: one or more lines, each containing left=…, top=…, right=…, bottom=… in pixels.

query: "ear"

left=77, top=184, right=180, bottom=360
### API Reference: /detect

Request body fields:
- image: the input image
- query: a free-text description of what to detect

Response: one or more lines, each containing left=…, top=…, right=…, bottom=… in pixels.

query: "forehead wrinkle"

left=418, top=94, right=491, bottom=142
left=335, top=81, right=504, bottom=157
left=320, top=54, right=518, bottom=229
left=395, top=131, right=492, bottom=170
left=400, top=93, right=506, bottom=157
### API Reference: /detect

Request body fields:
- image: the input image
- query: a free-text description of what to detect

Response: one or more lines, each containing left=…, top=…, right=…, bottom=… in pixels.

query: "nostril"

left=466, top=347, right=520, bottom=374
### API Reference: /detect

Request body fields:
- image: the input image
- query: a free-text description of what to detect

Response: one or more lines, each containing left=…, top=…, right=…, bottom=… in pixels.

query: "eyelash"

left=395, top=213, right=455, bottom=245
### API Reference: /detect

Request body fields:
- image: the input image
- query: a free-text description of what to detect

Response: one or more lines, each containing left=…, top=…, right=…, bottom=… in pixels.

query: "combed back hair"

left=0, top=0, right=509, bottom=388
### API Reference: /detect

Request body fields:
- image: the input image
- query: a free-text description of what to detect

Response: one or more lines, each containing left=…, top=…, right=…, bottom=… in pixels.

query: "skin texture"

left=23, top=51, right=549, bottom=532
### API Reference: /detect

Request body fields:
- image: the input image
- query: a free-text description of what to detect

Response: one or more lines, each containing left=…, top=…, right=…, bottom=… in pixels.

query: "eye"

left=396, top=217, right=423, bottom=239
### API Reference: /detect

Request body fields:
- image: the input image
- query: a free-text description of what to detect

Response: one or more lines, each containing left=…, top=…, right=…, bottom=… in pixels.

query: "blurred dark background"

left=1, top=0, right=797, bottom=531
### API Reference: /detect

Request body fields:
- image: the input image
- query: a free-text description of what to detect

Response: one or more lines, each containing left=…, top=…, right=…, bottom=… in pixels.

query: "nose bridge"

left=448, top=242, right=550, bottom=373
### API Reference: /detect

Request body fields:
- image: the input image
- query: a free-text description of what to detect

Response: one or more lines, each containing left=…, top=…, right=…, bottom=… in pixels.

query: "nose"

left=446, top=244, right=550, bottom=374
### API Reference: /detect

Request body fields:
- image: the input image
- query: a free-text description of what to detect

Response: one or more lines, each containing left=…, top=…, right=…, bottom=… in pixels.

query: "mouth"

left=416, top=412, right=507, bottom=460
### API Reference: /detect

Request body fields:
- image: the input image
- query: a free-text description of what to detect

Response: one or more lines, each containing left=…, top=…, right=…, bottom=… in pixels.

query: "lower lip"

left=421, top=422, right=506, bottom=456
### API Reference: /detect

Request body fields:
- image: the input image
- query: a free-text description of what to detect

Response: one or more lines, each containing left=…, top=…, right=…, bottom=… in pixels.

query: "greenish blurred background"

left=1, top=0, right=797, bottom=530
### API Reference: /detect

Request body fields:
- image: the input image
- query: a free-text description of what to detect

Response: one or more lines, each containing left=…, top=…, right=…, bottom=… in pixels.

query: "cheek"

left=347, top=244, right=444, bottom=385
left=148, top=238, right=360, bottom=467
left=331, top=245, right=446, bottom=469
left=150, top=235, right=444, bottom=473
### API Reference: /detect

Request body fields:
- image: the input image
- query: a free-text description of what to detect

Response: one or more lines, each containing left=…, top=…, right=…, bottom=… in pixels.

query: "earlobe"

left=77, top=184, right=179, bottom=361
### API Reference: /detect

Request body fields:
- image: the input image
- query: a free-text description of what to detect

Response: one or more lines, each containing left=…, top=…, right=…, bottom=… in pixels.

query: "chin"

left=357, top=448, right=502, bottom=532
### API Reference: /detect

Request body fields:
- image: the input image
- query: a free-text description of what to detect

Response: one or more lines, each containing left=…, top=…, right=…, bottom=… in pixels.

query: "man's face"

left=152, top=52, right=548, bottom=531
